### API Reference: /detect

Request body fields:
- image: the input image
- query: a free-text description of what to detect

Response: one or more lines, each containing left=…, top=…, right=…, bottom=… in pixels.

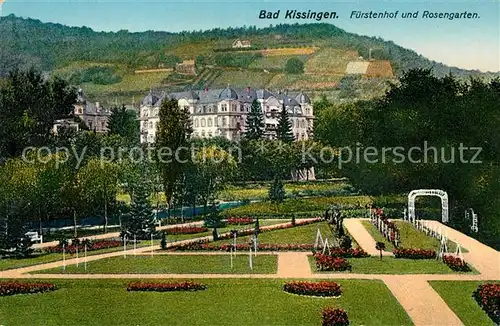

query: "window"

left=231, top=104, right=237, bottom=112
left=221, top=104, right=228, bottom=112
left=201, top=131, right=206, bottom=137
left=201, top=118, right=206, bottom=127
left=223, top=117, right=227, bottom=127
left=215, top=117, right=219, bottom=127
left=194, top=118, right=199, bottom=128
left=301, top=120, right=306, bottom=128
left=203, top=105, right=207, bottom=113
left=142, top=121, right=147, bottom=128
left=208, top=132, right=212, bottom=137
left=295, top=133, right=299, bottom=140
left=101, top=121, right=106, bottom=129
left=149, top=122, right=153, bottom=129
left=153, top=108, right=159, bottom=116
left=207, top=118, right=212, bottom=127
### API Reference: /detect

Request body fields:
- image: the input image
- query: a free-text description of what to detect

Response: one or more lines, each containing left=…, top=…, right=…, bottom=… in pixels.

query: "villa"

left=138, top=87, right=314, bottom=143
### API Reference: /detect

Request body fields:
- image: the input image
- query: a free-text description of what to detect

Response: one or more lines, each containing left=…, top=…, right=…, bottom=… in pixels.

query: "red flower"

left=442, top=255, right=471, bottom=272
left=284, top=281, right=342, bottom=297
left=127, top=281, right=207, bottom=292
left=473, top=283, right=500, bottom=323
left=393, top=248, right=436, bottom=259
left=313, top=254, right=352, bottom=272
left=322, top=307, right=349, bottom=326
left=0, top=281, right=57, bottom=296
left=167, top=227, right=208, bottom=235
left=226, top=217, right=254, bottom=225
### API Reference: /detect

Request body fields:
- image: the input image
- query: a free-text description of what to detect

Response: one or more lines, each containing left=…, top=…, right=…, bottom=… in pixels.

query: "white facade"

left=139, top=87, right=314, bottom=144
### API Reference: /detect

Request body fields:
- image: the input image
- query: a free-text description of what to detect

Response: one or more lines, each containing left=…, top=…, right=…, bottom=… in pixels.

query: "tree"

left=285, top=58, right=304, bottom=74
left=375, top=242, right=386, bottom=261
left=107, top=105, right=140, bottom=144
left=78, top=158, right=120, bottom=233
left=194, top=146, right=236, bottom=210
left=160, top=231, right=167, bottom=250
left=276, top=103, right=294, bottom=143
left=268, top=177, right=285, bottom=206
left=204, top=203, right=225, bottom=229
left=0, top=69, right=76, bottom=158
left=156, top=99, right=193, bottom=217
left=124, top=180, right=156, bottom=240
left=244, top=99, right=265, bottom=140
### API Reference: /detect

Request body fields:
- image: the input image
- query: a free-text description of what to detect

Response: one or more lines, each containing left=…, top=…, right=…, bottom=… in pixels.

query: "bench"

left=25, top=231, right=43, bottom=243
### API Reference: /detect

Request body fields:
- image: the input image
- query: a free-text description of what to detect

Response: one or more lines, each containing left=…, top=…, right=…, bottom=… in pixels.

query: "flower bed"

left=442, top=255, right=471, bottom=272
left=313, top=253, right=352, bottom=272
left=127, top=281, right=207, bottom=292
left=45, top=240, right=122, bottom=254
left=322, top=307, right=349, bottom=326
left=283, top=281, right=342, bottom=297
left=166, top=226, right=208, bottom=235
left=318, top=248, right=369, bottom=258
left=393, top=248, right=436, bottom=259
left=170, top=241, right=314, bottom=252
left=226, top=217, right=254, bottom=225
left=472, top=283, right=500, bottom=324
left=0, top=281, right=57, bottom=296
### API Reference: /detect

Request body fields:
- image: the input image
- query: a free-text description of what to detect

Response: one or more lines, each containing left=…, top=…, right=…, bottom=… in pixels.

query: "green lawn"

left=361, top=220, right=467, bottom=253
left=38, top=254, right=278, bottom=274
left=225, top=195, right=371, bottom=217
left=211, top=221, right=333, bottom=246
left=309, top=256, right=476, bottom=274
left=0, top=278, right=413, bottom=325
left=430, top=281, right=497, bottom=326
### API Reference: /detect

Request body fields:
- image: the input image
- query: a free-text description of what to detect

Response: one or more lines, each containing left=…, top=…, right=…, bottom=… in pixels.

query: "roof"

left=140, top=88, right=311, bottom=107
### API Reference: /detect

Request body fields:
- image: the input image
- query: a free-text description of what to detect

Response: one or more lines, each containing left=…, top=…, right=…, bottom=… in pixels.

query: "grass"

left=430, top=281, right=497, bottom=326
left=267, top=73, right=343, bottom=90
left=305, top=48, right=359, bottom=75
left=361, top=220, right=468, bottom=253
left=211, top=70, right=275, bottom=88
left=309, top=256, right=475, bottom=274
left=218, top=181, right=352, bottom=201
left=38, top=254, right=278, bottom=274
left=211, top=221, right=333, bottom=246
left=0, top=278, right=412, bottom=325
left=361, top=220, right=395, bottom=251
left=248, top=55, right=309, bottom=70
left=224, top=195, right=371, bottom=217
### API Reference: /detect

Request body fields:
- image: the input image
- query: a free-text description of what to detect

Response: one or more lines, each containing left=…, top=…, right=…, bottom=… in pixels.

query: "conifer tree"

left=268, top=177, right=285, bottom=204
left=244, top=99, right=265, bottom=140
left=276, top=103, right=294, bottom=142
left=124, top=181, right=156, bottom=239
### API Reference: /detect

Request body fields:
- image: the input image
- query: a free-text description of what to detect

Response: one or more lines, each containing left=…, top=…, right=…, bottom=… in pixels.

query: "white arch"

left=408, top=189, right=449, bottom=223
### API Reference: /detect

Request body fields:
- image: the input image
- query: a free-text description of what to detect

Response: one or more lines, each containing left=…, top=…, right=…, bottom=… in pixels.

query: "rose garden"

left=0, top=184, right=498, bottom=326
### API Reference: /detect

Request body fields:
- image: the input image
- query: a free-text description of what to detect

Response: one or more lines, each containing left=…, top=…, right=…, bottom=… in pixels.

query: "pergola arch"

left=408, top=189, right=449, bottom=223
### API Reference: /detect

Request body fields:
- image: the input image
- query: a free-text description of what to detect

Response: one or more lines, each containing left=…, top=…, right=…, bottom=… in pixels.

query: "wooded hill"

left=1, top=15, right=497, bottom=103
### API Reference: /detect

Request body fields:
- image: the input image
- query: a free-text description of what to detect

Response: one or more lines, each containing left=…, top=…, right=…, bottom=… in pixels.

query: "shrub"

left=393, top=248, right=436, bottom=259
left=322, top=307, right=349, bottom=326
left=472, top=283, right=500, bottom=324
left=442, top=255, right=471, bottom=272
left=283, top=281, right=342, bottom=297
left=0, top=281, right=57, bottom=296
left=314, top=254, right=352, bottom=271
left=127, top=281, right=207, bottom=292
left=285, top=57, right=305, bottom=74
left=327, top=248, right=369, bottom=258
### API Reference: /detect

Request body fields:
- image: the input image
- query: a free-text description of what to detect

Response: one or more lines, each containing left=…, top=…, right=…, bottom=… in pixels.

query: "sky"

left=1, top=0, right=499, bottom=72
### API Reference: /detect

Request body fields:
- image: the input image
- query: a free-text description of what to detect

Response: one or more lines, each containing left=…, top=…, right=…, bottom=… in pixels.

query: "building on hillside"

left=232, top=39, right=252, bottom=48
left=175, top=60, right=197, bottom=75
left=138, top=87, right=314, bottom=144
left=73, top=89, right=111, bottom=132
left=345, top=60, right=394, bottom=78
left=52, top=118, right=80, bottom=135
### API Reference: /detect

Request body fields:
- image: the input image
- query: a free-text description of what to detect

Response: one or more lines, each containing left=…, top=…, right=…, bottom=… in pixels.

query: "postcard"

left=0, top=0, right=498, bottom=325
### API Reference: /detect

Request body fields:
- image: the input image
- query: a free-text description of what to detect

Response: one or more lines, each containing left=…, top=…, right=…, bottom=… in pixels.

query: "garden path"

left=343, top=218, right=392, bottom=256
